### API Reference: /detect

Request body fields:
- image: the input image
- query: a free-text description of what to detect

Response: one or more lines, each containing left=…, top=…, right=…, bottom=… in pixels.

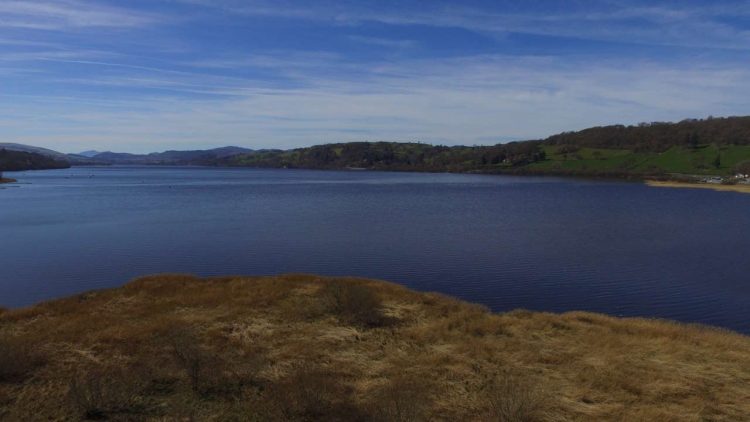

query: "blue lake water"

left=1, top=166, right=749, bottom=333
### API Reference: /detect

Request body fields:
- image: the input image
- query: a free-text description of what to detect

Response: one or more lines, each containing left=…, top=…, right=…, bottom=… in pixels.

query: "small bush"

left=320, top=281, right=392, bottom=327
left=0, top=335, right=46, bottom=383
left=484, top=376, right=546, bottom=422
left=67, top=364, right=147, bottom=420
left=734, top=160, right=750, bottom=175
left=557, top=145, right=580, bottom=154
left=165, top=326, right=218, bottom=395
left=266, top=365, right=368, bottom=421
left=370, top=375, right=432, bottom=421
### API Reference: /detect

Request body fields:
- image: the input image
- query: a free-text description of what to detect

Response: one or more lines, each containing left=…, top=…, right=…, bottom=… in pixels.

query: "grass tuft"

left=319, top=279, right=396, bottom=328
left=0, top=335, right=46, bottom=383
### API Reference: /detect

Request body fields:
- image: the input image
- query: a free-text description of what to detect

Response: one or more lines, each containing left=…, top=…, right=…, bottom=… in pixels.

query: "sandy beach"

left=646, top=180, right=750, bottom=194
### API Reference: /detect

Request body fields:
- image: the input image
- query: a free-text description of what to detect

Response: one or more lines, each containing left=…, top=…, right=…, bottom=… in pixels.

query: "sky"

left=1, top=0, right=749, bottom=153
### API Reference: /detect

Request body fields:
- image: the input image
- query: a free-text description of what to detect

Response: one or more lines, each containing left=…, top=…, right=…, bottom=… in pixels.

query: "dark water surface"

left=2, top=166, right=749, bottom=333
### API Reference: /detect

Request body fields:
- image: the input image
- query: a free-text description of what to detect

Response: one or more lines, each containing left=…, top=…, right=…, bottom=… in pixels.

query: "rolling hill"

left=87, top=146, right=254, bottom=165
left=5, top=115, right=750, bottom=179
left=215, top=116, right=750, bottom=178
left=0, top=143, right=71, bottom=162
left=0, top=144, right=255, bottom=167
left=0, top=148, right=70, bottom=172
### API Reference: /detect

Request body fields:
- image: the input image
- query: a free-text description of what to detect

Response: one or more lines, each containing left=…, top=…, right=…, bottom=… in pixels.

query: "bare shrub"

left=67, top=364, right=147, bottom=420
left=484, top=376, right=546, bottom=422
left=215, top=391, right=286, bottom=422
left=0, top=335, right=46, bottom=383
left=557, top=144, right=580, bottom=154
left=266, top=365, right=368, bottom=421
left=320, top=281, right=393, bottom=328
left=165, top=326, right=218, bottom=395
left=370, top=375, right=432, bottom=422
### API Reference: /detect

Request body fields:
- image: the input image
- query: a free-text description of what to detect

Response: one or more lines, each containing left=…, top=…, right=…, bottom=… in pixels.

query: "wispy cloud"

left=347, top=36, right=418, bottom=49
left=0, top=0, right=159, bottom=30
left=0, top=49, right=117, bottom=62
left=184, top=51, right=343, bottom=71
left=1, top=1, right=749, bottom=153
left=169, top=0, right=750, bottom=50
left=4, top=53, right=749, bottom=152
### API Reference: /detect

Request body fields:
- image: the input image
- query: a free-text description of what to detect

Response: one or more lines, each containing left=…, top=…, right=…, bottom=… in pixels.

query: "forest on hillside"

left=5, top=116, right=750, bottom=178
left=0, top=149, right=70, bottom=172
left=218, top=141, right=546, bottom=173
left=544, top=116, right=750, bottom=151
left=215, top=116, right=750, bottom=178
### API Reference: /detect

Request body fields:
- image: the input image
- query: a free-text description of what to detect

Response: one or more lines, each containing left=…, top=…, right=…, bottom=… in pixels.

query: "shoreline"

left=3, top=273, right=746, bottom=336
left=645, top=180, right=750, bottom=194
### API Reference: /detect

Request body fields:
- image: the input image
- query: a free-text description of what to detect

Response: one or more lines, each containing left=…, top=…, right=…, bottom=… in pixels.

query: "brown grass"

left=646, top=180, right=750, bottom=194
left=0, top=335, right=46, bottom=383
left=1, top=273, right=749, bottom=420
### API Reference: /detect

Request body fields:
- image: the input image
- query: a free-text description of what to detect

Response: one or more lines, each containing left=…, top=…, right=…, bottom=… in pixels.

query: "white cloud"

left=167, top=0, right=750, bottom=50
left=2, top=1, right=748, bottom=153
left=2, top=54, right=748, bottom=153
left=0, top=0, right=159, bottom=30
left=347, top=36, right=418, bottom=49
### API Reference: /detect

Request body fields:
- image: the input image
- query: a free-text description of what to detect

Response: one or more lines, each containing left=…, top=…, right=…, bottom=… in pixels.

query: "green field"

left=528, top=144, right=750, bottom=176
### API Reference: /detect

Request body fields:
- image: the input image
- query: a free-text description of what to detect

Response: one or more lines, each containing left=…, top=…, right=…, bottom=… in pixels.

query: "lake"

left=2, top=166, right=749, bottom=333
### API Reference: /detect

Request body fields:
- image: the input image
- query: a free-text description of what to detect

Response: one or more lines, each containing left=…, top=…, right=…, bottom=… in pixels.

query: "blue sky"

left=1, top=0, right=749, bottom=153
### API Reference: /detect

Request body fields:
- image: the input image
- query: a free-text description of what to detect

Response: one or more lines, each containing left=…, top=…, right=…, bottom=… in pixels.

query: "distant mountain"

left=89, top=146, right=254, bottom=165
left=91, top=151, right=142, bottom=163
left=0, top=143, right=255, bottom=167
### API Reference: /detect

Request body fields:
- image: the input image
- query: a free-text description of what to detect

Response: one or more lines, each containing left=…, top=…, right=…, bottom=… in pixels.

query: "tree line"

left=217, top=141, right=547, bottom=173
left=544, top=116, right=750, bottom=152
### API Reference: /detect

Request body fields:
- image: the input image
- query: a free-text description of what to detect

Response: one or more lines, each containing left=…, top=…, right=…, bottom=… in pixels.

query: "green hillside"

left=528, top=144, right=750, bottom=176
left=213, top=117, right=750, bottom=179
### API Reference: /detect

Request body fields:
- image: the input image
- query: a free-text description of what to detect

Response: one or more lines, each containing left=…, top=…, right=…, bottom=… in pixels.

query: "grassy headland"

left=1, top=274, right=748, bottom=421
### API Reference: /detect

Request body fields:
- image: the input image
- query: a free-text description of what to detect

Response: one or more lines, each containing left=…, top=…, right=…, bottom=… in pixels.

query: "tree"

left=735, top=160, right=750, bottom=176
left=687, top=132, right=700, bottom=149
left=713, top=155, right=721, bottom=169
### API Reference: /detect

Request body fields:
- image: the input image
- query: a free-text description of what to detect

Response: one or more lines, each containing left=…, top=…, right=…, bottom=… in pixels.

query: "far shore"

left=646, top=180, right=750, bottom=194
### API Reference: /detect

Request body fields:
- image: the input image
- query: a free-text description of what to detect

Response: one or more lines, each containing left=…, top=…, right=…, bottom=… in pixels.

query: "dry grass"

left=0, top=335, right=46, bottom=384
left=1, top=273, right=749, bottom=421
